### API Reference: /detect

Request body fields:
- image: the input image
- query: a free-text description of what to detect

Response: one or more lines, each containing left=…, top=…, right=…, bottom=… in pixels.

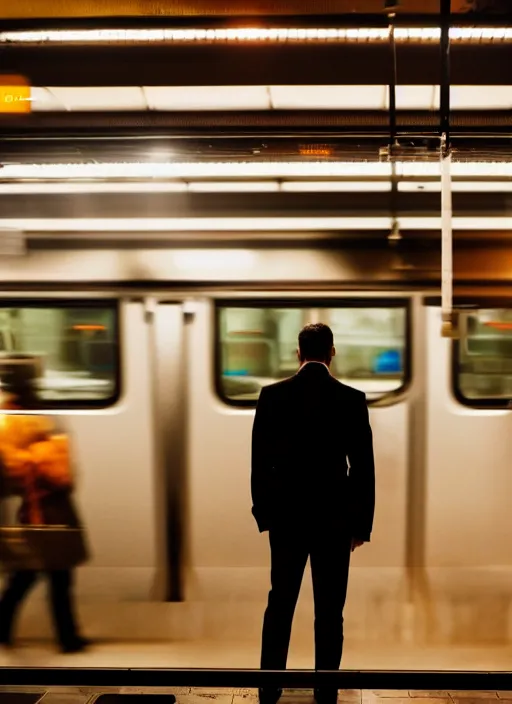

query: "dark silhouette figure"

left=252, top=324, right=375, bottom=704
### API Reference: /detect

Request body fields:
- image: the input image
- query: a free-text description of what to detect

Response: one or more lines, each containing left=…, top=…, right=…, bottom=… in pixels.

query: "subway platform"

left=0, top=683, right=512, bottom=704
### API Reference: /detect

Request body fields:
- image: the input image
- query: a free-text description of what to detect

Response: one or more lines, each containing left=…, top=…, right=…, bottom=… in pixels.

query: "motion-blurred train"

left=0, top=240, right=510, bottom=649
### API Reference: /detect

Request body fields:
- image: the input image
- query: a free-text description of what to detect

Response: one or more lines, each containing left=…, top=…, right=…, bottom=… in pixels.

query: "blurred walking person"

left=0, top=358, right=90, bottom=653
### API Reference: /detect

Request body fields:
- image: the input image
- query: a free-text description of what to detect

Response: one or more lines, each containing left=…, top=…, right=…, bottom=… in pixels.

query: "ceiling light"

left=399, top=181, right=512, bottom=193
left=281, top=181, right=391, bottom=192
left=0, top=217, right=392, bottom=232
left=1, top=216, right=509, bottom=232
left=1, top=161, right=511, bottom=181
left=187, top=181, right=279, bottom=193
left=0, top=182, right=189, bottom=194
left=2, top=179, right=510, bottom=196
left=0, top=27, right=510, bottom=45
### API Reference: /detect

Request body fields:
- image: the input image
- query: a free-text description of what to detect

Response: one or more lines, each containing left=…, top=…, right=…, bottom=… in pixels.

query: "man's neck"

left=300, top=360, right=330, bottom=372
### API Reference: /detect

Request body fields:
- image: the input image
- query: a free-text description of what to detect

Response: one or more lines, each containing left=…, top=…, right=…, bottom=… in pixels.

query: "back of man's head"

left=298, top=323, right=335, bottom=365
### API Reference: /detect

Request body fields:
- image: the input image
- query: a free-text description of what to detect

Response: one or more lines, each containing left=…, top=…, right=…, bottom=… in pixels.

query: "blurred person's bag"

left=0, top=525, right=88, bottom=571
left=0, top=477, right=89, bottom=570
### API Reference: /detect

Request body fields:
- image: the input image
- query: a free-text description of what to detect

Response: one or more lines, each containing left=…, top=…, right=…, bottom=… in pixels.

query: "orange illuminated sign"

left=0, top=75, right=31, bottom=114
left=299, top=145, right=333, bottom=157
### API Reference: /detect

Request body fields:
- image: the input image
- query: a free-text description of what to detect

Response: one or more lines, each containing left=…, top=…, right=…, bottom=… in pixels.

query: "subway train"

left=0, top=240, right=510, bottom=651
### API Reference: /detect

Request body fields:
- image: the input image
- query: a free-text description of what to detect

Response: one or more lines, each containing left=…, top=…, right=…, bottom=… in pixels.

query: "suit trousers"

left=0, top=569, right=79, bottom=647
left=261, top=517, right=352, bottom=673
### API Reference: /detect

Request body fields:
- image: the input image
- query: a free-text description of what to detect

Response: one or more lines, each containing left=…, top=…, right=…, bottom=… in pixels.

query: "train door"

left=185, top=295, right=415, bottom=659
left=425, top=302, right=512, bottom=645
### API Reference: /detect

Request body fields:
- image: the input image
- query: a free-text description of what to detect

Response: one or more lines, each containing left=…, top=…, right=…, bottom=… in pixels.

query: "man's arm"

left=347, top=394, right=375, bottom=543
left=251, top=386, right=274, bottom=533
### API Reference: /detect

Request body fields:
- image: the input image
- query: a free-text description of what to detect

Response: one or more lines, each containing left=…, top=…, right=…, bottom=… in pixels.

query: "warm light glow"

left=72, top=324, right=106, bottom=331
left=484, top=322, right=512, bottom=331
left=298, top=146, right=333, bottom=157
left=0, top=75, right=31, bottom=114
left=1, top=27, right=511, bottom=44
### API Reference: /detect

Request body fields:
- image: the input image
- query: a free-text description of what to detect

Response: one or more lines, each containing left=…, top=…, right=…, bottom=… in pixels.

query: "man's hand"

left=351, top=538, right=365, bottom=552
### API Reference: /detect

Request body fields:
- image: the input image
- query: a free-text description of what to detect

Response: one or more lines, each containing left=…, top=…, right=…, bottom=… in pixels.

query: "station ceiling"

left=0, top=0, right=509, bottom=246
left=0, top=0, right=494, bottom=19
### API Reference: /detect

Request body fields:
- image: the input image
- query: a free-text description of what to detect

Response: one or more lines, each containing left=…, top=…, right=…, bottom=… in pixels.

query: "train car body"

left=0, top=242, right=510, bottom=658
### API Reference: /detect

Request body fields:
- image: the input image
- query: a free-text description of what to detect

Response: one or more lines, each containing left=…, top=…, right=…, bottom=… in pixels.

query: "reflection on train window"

left=0, top=303, right=118, bottom=406
left=218, top=303, right=408, bottom=403
left=457, top=309, right=512, bottom=404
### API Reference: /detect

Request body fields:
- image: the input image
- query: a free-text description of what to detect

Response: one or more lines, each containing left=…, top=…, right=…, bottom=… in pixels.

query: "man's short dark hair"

left=298, top=323, right=334, bottom=362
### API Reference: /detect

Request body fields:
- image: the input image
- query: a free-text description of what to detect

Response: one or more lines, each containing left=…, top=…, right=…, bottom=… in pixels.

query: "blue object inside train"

left=373, top=350, right=402, bottom=374
left=224, top=369, right=249, bottom=376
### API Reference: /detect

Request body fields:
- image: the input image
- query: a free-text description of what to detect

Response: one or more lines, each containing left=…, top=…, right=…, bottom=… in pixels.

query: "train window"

left=0, top=301, right=119, bottom=408
left=216, top=300, right=409, bottom=404
left=456, top=308, right=512, bottom=406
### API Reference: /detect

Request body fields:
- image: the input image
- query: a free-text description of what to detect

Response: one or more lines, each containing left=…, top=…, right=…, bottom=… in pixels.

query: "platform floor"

left=2, top=641, right=512, bottom=671
left=0, top=687, right=512, bottom=704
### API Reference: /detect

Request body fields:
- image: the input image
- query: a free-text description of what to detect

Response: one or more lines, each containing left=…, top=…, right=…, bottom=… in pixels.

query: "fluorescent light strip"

left=0, top=180, right=391, bottom=195
left=399, top=181, right=512, bottom=193
left=0, top=179, right=511, bottom=195
left=281, top=181, right=391, bottom=192
left=0, top=181, right=277, bottom=195
left=29, top=84, right=512, bottom=113
left=0, top=217, right=509, bottom=232
left=187, top=181, right=279, bottom=192
left=1, top=27, right=511, bottom=44
left=0, top=182, right=189, bottom=195
left=0, top=179, right=385, bottom=195
left=2, top=162, right=512, bottom=180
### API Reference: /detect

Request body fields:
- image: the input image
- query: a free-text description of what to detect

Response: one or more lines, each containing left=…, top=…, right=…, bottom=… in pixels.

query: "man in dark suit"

left=251, top=323, right=375, bottom=704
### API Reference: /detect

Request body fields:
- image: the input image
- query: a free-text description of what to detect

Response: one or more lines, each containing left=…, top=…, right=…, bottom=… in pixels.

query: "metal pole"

left=440, top=0, right=451, bottom=143
left=440, top=0, right=454, bottom=338
left=387, top=12, right=400, bottom=243
left=440, top=139, right=453, bottom=335
left=388, top=20, right=397, bottom=147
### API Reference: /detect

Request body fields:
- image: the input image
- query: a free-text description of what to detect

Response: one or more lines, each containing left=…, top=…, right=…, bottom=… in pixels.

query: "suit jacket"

left=251, top=362, right=375, bottom=541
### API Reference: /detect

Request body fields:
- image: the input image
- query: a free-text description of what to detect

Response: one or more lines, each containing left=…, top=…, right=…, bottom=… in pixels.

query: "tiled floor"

left=0, top=690, right=512, bottom=704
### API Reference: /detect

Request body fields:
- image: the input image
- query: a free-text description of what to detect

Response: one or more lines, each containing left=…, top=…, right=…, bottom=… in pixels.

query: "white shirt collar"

left=299, top=360, right=330, bottom=373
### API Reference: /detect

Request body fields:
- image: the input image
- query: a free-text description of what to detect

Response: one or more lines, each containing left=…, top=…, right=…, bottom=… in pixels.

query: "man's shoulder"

left=261, top=375, right=367, bottom=403
left=259, top=375, right=296, bottom=397
left=329, top=377, right=367, bottom=402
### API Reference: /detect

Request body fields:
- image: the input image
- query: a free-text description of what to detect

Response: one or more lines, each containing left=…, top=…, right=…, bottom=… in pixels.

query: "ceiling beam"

left=0, top=110, right=510, bottom=139
left=1, top=43, right=510, bottom=87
